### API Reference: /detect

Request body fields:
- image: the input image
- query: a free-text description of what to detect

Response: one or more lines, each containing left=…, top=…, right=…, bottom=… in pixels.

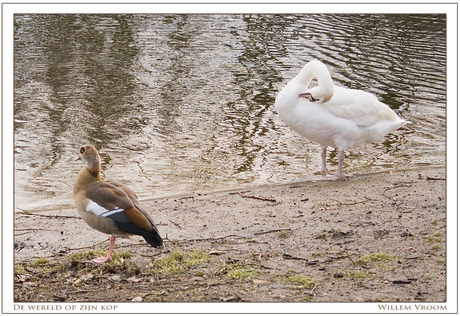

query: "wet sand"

left=14, top=167, right=446, bottom=302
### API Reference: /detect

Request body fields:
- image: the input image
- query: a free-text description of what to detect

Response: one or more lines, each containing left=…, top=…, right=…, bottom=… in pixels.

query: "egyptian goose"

left=73, top=144, right=163, bottom=263
left=275, top=60, right=409, bottom=180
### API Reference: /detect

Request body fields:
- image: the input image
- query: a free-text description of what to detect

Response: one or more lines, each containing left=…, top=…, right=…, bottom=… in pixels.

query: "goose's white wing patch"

left=86, top=200, right=124, bottom=217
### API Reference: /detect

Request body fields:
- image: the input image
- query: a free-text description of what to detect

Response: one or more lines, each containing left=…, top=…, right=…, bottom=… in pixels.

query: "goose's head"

left=76, top=144, right=101, bottom=176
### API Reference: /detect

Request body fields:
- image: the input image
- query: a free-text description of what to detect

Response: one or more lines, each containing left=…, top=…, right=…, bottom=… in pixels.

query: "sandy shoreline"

left=14, top=166, right=447, bottom=302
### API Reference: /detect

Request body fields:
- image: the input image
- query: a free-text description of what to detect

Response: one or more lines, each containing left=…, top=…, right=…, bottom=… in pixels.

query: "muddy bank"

left=14, top=167, right=446, bottom=302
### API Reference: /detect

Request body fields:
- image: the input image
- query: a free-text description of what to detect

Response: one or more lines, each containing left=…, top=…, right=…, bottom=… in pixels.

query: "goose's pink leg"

left=92, top=235, right=116, bottom=264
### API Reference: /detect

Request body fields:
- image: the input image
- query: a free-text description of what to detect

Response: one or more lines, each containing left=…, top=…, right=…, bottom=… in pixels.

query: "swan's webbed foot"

left=322, top=174, right=342, bottom=181
left=299, top=92, right=319, bottom=102
left=311, top=174, right=342, bottom=181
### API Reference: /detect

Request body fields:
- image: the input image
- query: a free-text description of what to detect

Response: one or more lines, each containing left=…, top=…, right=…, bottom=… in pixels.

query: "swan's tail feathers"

left=398, top=118, right=412, bottom=128
left=402, top=119, right=412, bottom=125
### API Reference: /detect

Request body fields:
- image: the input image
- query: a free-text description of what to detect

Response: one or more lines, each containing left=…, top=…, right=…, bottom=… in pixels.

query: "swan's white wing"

left=321, top=86, right=400, bottom=127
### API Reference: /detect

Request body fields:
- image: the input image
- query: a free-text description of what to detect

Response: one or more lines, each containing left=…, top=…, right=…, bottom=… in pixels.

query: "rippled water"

left=14, top=14, right=446, bottom=210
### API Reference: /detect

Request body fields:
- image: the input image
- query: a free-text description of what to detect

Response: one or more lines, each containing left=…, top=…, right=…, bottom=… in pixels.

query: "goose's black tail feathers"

left=143, top=226, right=163, bottom=248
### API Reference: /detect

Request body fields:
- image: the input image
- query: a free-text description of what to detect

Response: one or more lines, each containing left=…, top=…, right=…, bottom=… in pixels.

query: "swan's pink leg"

left=320, top=146, right=328, bottom=176
left=334, top=150, right=344, bottom=180
left=313, top=148, right=345, bottom=181
left=92, top=236, right=116, bottom=264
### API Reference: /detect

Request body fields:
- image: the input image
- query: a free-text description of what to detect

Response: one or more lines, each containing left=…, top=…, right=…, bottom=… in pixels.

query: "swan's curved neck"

left=294, top=60, right=334, bottom=103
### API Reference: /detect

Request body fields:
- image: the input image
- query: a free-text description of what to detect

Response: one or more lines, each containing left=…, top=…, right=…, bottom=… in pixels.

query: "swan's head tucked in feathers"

left=295, top=60, right=334, bottom=103
left=275, top=60, right=334, bottom=112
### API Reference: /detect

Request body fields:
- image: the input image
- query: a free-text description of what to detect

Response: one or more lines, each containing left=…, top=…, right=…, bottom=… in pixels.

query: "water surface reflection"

left=14, top=14, right=446, bottom=210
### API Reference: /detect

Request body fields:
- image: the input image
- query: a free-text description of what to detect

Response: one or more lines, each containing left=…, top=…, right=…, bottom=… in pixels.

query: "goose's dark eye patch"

left=80, top=147, right=85, bottom=154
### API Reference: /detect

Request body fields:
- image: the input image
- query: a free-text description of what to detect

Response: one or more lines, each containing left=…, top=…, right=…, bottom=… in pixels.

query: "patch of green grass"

left=425, top=237, right=442, bottom=243
left=15, top=258, right=66, bottom=276
left=316, top=230, right=327, bottom=240
left=104, top=252, right=138, bottom=273
left=226, top=264, right=258, bottom=280
left=346, top=270, right=371, bottom=280
left=68, top=250, right=138, bottom=274
left=14, top=264, right=27, bottom=275
left=431, top=244, right=441, bottom=251
left=246, top=238, right=260, bottom=244
left=69, top=250, right=108, bottom=261
left=422, top=273, right=434, bottom=280
left=113, top=250, right=133, bottom=259
left=69, top=250, right=132, bottom=262
left=278, top=230, right=290, bottom=238
left=284, top=274, right=316, bottom=288
left=34, top=258, right=50, bottom=266
left=436, top=257, right=446, bottom=264
left=330, top=229, right=343, bottom=238
left=359, top=252, right=397, bottom=264
left=425, top=232, right=443, bottom=243
left=32, top=257, right=60, bottom=273
left=152, top=289, right=171, bottom=296
left=150, top=248, right=210, bottom=277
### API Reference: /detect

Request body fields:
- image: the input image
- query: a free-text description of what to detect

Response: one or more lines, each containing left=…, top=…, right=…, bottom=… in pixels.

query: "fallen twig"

left=67, top=239, right=109, bottom=251
left=169, top=220, right=182, bottom=229
left=327, top=197, right=373, bottom=206
left=16, top=228, right=60, bottom=232
left=229, top=190, right=250, bottom=195
left=392, top=280, right=412, bottom=284
left=254, top=228, right=291, bottom=236
left=350, top=184, right=377, bottom=202
left=15, top=228, right=61, bottom=237
left=237, top=192, right=277, bottom=203
left=177, top=195, right=195, bottom=201
left=168, top=228, right=293, bottom=244
left=247, top=263, right=274, bottom=270
left=169, top=234, right=247, bottom=244
left=310, top=284, right=317, bottom=295
left=316, top=197, right=373, bottom=211
left=382, top=182, right=413, bottom=199
left=16, top=209, right=80, bottom=219
left=14, top=232, right=34, bottom=237
left=344, top=250, right=356, bottom=265
left=282, top=253, right=308, bottom=262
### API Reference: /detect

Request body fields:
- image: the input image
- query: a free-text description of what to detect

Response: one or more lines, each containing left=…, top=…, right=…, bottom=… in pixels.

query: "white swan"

left=275, top=60, right=409, bottom=180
